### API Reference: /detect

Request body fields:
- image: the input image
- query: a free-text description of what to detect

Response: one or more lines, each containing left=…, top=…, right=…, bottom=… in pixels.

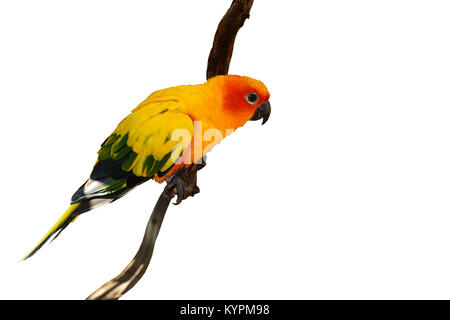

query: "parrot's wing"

left=71, top=103, right=194, bottom=203
left=23, top=104, right=194, bottom=259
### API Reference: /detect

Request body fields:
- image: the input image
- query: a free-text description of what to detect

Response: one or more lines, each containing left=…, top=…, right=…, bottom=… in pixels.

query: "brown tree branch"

left=86, top=0, right=254, bottom=300
left=86, top=191, right=172, bottom=300
left=207, top=0, right=254, bottom=79
left=86, top=165, right=202, bottom=300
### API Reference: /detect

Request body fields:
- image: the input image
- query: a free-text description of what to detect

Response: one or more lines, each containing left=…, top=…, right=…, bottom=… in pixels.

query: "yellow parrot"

left=24, top=74, right=271, bottom=259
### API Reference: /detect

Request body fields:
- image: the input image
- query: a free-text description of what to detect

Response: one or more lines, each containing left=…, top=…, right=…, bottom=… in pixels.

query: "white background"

left=1, top=0, right=450, bottom=299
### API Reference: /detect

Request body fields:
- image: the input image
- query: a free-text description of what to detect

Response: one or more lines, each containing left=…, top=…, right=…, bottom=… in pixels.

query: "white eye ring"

left=245, top=92, right=259, bottom=105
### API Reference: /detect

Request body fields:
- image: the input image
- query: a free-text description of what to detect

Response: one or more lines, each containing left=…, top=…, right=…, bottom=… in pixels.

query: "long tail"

left=22, top=198, right=115, bottom=260
left=22, top=203, right=82, bottom=260
left=23, top=158, right=151, bottom=260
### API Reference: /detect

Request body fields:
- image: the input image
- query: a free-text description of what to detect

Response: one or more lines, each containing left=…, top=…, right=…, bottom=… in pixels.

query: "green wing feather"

left=99, top=104, right=194, bottom=179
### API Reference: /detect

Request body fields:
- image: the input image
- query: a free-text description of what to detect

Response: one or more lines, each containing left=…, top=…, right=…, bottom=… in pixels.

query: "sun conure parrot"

left=23, top=74, right=271, bottom=259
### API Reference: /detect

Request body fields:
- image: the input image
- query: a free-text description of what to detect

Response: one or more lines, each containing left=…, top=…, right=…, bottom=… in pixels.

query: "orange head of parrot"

left=206, top=75, right=271, bottom=130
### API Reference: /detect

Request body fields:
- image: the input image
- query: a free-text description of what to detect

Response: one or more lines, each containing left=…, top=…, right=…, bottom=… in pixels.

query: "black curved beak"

left=250, top=100, right=271, bottom=125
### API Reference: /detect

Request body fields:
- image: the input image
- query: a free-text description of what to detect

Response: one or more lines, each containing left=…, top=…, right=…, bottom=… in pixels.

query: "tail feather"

left=22, top=197, right=112, bottom=260
left=22, top=159, right=148, bottom=260
left=22, top=203, right=81, bottom=260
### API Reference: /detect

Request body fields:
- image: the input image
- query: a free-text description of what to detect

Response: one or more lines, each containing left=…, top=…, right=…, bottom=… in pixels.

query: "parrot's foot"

left=164, top=165, right=203, bottom=205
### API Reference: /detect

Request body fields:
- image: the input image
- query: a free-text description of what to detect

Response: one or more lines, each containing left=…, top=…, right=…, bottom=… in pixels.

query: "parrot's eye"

left=245, top=92, right=259, bottom=105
